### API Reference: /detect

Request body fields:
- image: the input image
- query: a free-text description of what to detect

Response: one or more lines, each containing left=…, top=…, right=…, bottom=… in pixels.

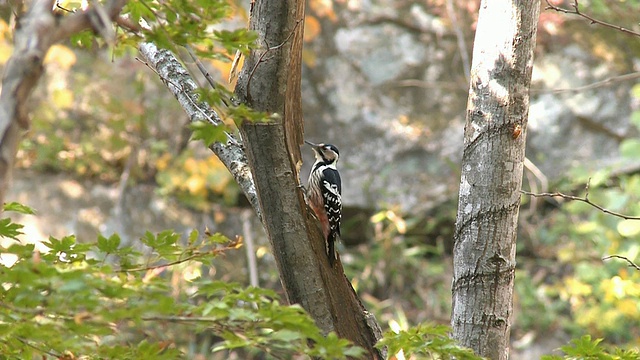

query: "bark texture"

left=234, top=0, right=384, bottom=357
left=451, top=1, right=540, bottom=359
left=0, top=0, right=127, bottom=206
left=138, top=43, right=261, bottom=222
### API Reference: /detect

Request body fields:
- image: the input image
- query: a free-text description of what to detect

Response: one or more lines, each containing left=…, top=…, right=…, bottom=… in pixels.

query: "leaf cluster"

left=542, top=335, right=640, bottom=360
left=0, top=204, right=362, bottom=359
left=376, top=324, right=484, bottom=359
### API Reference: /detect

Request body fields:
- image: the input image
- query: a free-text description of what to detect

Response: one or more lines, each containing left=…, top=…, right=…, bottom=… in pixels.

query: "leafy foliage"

left=541, top=335, right=640, bottom=360
left=0, top=211, right=363, bottom=358
left=377, top=324, right=483, bottom=359
left=514, top=92, right=640, bottom=347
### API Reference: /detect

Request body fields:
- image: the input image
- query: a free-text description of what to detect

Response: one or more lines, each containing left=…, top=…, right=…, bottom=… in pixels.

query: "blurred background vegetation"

left=1, top=0, right=640, bottom=358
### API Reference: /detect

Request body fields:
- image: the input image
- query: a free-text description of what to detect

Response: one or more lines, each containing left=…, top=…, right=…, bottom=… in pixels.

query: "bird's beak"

left=305, top=140, right=321, bottom=150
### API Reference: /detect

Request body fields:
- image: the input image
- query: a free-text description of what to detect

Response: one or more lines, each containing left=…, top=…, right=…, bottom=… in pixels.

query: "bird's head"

left=305, top=141, right=340, bottom=165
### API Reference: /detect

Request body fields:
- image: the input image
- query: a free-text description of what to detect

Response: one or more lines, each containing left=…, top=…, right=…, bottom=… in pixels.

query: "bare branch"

left=185, top=45, right=219, bottom=91
left=603, top=255, right=640, bottom=271
left=117, top=238, right=241, bottom=273
left=531, top=71, right=640, bottom=94
left=138, top=43, right=261, bottom=222
left=545, top=0, right=640, bottom=37
left=520, top=188, right=640, bottom=220
left=16, top=337, right=61, bottom=358
left=52, top=0, right=128, bottom=42
left=445, top=0, right=470, bottom=83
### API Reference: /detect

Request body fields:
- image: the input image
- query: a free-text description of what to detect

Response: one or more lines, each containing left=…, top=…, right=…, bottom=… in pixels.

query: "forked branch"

left=520, top=183, right=640, bottom=220
left=545, top=0, right=640, bottom=37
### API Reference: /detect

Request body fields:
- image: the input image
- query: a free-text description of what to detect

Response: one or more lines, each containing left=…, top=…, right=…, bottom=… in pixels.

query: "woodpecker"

left=305, top=140, right=342, bottom=266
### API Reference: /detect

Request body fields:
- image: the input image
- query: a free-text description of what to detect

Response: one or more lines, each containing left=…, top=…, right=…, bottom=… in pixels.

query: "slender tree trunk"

left=233, top=0, right=384, bottom=357
left=451, top=1, right=540, bottom=359
left=0, top=0, right=127, bottom=207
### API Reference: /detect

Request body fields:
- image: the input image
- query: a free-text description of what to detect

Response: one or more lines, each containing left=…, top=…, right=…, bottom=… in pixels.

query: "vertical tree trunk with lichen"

left=451, top=1, right=540, bottom=359
left=233, top=0, right=384, bottom=358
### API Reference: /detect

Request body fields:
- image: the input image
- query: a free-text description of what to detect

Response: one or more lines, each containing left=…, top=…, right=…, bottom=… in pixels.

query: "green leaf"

left=3, top=202, right=36, bottom=215
left=97, top=233, right=121, bottom=253
left=188, top=229, right=199, bottom=245
left=207, top=232, right=232, bottom=245
left=620, top=139, right=640, bottom=159
left=189, top=121, right=228, bottom=147
left=270, top=329, right=302, bottom=342
left=631, top=110, right=640, bottom=129
left=0, top=218, right=24, bottom=240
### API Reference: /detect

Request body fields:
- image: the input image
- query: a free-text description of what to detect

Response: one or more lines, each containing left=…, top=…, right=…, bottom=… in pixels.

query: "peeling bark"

left=234, top=0, right=385, bottom=357
left=451, top=1, right=540, bottom=359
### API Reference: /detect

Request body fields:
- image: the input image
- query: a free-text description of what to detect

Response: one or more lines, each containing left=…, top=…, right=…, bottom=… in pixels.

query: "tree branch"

left=138, top=43, right=262, bottom=222
left=530, top=71, right=640, bottom=94
left=602, top=255, right=640, bottom=271
left=520, top=187, right=640, bottom=220
left=545, top=0, right=640, bottom=37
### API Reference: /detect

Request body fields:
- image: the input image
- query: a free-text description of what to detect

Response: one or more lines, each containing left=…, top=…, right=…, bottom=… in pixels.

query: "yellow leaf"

left=0, top=19, right=10, bottom=41
left=184, top=157, right=198, bottom=173
left=304, top=15, right=321, bottom=42
left=0, top=43, right=12, bottom=65
left=617, top=219, right=640, bottom=237
left=155, top=153, right=172, bottom=171
left=302, top=48, right=317, bottom=68
left=185, top=175, right=206, bottom=196
left=564, top=277, right=592, bottom=296
left=45, top=45, right=77, bottom=70
left=52, top=88, right=74, bottom=109
left=617, top=299, right=639, bottom=317
left=309, top=0, right=337, bottom=22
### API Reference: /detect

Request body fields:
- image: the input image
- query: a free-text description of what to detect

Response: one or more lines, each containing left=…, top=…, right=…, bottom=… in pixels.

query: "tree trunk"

left=0, top=0, right=127, bottom=207
left=234, top=0, right=384, bottom=358
left=451, top=1, right=540, bottom=359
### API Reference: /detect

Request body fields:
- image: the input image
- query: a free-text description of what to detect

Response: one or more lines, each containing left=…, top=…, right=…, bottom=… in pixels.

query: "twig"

left=520, top=182, right=640, bottom=220
left=242, top=209, right=259, bottom=287
left=531, top=71, right=640, bottom=94
left=523, top=157, right=549, bottom=213
left=16, top=337, right=61, bottom=358
left=186, top=45, right=218, bottom=91
left=116, top=241, right=239, bottom=273
left=185, top=45, right=232, bottom=107
left=445, top=0, right=470, bottom=83
left=117, top=253, right=203, bottom=272
left=602, top=255, right=640, bottom=271
left=545, top=0, right=640, bottom=37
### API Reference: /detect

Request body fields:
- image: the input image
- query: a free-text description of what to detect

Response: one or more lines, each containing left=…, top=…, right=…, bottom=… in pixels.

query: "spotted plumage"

left=305, top=141, right=342, bottom=266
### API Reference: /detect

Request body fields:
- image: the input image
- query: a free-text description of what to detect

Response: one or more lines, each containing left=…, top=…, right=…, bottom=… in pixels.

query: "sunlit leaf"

left=52, top=88, right=74, bottom=109
left=617, top=219, right=640, bottom=237
left=44, top=45, right=77, bottom=70
left=304, top=15, right=322, bottom=42
left=3, top=202, right=36, bottom=215
left=620, top=139, right=640, bottom=159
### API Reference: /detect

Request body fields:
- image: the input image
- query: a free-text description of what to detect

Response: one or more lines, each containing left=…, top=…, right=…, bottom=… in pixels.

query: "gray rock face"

left=301, top=4, right=637, bottom=212
left=528, top=45, right=636, bottom=177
